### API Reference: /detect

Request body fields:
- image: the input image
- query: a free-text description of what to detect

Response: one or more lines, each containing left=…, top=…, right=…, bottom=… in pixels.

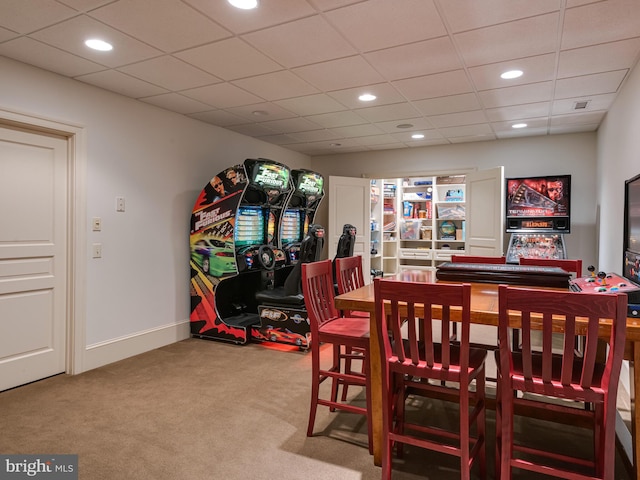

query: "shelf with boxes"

left=432, top=178, right=466, bottom=264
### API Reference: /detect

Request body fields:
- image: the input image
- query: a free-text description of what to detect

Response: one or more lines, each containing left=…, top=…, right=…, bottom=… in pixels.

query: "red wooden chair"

left=517, top=258, right=584, bottom=353
left=519, top=257, right=583, bottom=277
left=496, top=285, right=627, bottom=480
left=335, top=255, right=369, bottom=400
left=335, top=255, right=368, bottom=318
left=302, top=259, right=372, bottom=453
left=451, top=255, right=507, bottom=264
left=374, top=278, right=487, bottom=480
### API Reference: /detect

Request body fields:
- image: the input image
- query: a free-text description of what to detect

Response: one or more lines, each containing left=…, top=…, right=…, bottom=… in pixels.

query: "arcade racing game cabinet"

left=254, top=169, right=325, bottom=348
left=189, top=158, right=292, bottom=345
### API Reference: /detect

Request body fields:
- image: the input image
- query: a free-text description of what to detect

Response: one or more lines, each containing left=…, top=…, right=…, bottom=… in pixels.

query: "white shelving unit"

left=370, top=175, right=468, bottom=273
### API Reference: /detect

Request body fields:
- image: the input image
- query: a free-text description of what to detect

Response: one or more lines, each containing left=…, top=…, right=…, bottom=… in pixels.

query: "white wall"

left=311, top=133, right=598, bottom=268
left=597, top=60, right=640, bottom=272
left=0, top=57, right=310, bottom=371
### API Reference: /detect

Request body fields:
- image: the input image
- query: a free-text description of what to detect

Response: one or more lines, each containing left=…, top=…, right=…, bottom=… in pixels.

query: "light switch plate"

left=92, top=217, right=102, bottom=231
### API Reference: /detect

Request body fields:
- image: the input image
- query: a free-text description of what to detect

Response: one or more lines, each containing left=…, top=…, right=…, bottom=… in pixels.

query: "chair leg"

left=381, top=371, right=394, bottom=480
left=476, top=371, right=487, bottom=480
left=307, top=343, right=321, bottom=437
left=459, top=386, right=471, bottom=480
left=499, top=379, right=514, bottom=480
left=329, top=344, right=340, bottom=412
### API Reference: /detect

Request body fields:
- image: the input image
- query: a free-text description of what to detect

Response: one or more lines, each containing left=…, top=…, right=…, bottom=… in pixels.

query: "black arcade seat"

left=255, top=224, right=325, bottom=306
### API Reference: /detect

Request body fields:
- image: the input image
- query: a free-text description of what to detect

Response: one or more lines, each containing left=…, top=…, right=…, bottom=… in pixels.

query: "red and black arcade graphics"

left=189, top=158, right=293, bottom=345
left=255, top=169, right=325, bottom=349
left=505, top=175, right=571, bottom=263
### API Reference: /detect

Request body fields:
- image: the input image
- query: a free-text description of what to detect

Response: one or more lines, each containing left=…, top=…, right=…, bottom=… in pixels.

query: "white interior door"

left=328, top=176, right=371, bottom=278
left=0, top=125, right=68, bottom=391
left=466, top=166, right=505, bottom=256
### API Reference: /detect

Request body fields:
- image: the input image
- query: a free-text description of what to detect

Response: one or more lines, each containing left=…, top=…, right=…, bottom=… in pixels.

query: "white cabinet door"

left=328, top=176, right=371, bottom=279
left=466, top=166, right=504, bottom=256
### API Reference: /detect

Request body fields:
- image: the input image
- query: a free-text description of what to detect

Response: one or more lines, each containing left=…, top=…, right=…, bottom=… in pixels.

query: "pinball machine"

left=505, top=174, right=571, bottom=264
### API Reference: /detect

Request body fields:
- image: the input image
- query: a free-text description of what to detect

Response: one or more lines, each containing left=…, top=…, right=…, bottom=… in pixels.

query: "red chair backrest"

left=335, top=255, right=365, bottom=295
left=302, top=260, right=340, bottom=332
left=451, top=255, right=506, bottom=264
left=498, top=285, right=626, bottom=401
left=374, top=278, right=473, bottom=378
left=519, top=257, right=583, bottom=277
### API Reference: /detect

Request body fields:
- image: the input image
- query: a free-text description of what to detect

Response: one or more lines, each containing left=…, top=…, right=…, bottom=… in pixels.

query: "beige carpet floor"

left=0, top=338, right=633, bottom=479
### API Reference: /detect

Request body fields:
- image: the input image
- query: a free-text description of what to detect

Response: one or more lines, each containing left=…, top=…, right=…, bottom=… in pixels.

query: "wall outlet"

left=116, top=196, right=125, bottom=212
left=92, top=243, right=102, bottom=258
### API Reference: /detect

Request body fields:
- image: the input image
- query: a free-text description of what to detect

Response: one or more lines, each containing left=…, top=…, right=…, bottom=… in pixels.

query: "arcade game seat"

left=333, top=224, right=356, bottom=292
left=255, top=224, right=325, bottom=306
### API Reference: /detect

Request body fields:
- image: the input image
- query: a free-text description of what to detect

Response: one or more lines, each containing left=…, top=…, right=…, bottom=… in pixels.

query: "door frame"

left=1, top=107, right=87, bottom=376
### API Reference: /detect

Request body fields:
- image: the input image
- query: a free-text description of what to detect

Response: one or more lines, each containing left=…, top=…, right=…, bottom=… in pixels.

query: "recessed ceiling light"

left=358, top=93, right=376, bottom=102
left=512, top=123, right=527, bottom=129
left=228, top=0, right=258, bottom=9
left=85, top=39, right=113, bottom=51
left=396, top=123, right=414, bottom=129
left=500, top=69, right=523, bottom=80
left=252, top=110, right=268, bottom=116
left=411, top=134, right=425, bottom=139
left=330, top=143, right=342, bottom=147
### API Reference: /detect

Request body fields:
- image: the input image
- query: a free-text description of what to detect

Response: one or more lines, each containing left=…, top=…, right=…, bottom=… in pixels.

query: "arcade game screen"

left=506, top=174, right=571, bottom=225
left=234, top=206, right=266, bottom=247
left=280, top=209, right=304, bottom=245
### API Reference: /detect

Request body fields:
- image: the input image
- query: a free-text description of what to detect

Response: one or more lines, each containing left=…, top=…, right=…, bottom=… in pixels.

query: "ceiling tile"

left=549, top=123, right=598, bottom=134
left=225, top=102, right=297, bottom=122
left=187, top=110, right=248, bottom=127
left=454, top=13, right=559, bottom=66
left=478, top=82, right=554, bottom=108
left=437, top=0, right=561, bottom=32
left=558, top=38, right=640, bottom=78
left=428, top=110, right=489, bottom=128
left=254, top=133, right=302, bottom=145
left=327, top=83, right=405, bottom=109
left=491, top=117, right=549, bottom=131
left=448, top=134, right=495, bottom=144
left=355, top=102, right=422, bottom=123
left=328, top=124, right=385, bottom=138
left=76, top=70, right=169, bottom=98
left=413, top=93, right=482, bottom=116
left=325, top=0, right=446, bottom=52
left=392, top=70, right=473, bottom=101
left=0, top=0, right=77, bottom=33
left=181, top=83, right=264, bottom=108
left=29, top=15, right=162, bottom=68
left=289, top=129, right=342, bottom=142
left=304, top=111, right=369, bottom=129
left=551, top=93, right=615, bottom=115
left=550, top=111, right=606, bottom=126
left=175, top=38, right=283, bottom=81
left=274, top=94, right=347, bottom=116
left=496, top=126, right=549, bottom=138
left=437, top=123, right=494, bottom=138
left=365, top=37, right=462, bottom=80
left=554, top=70, right=628, bottom=99
left=485, top=102, right=551, bottom=122
left=243, top=15, right=357, bottom=68
left=375, top=117, right=436, bottom=134
left=140, top=93, right=213, bottom=114
left=119, top=56, right=221, bottom=91
left=390, top=129, right=444, bottom=142
left=227, top=123, right=280, bottom=137
left=292, top=56, right=385, bottom=92
left=55, top=0, right=114, bottom=11
left=306, top=0, right=364, bottom=11
left=259, top=117, right=324, bottom=134
left=0, top=37, right=105, bottom=77
left=0, top=25, right=18, bottom=42
left=232, top=71, right=319, bottom=101
left=562, top=0, right=640, bottom=50
left=469, top=53, right=556, bottom=91
left=353, top=134, right=402, bottom=146
left=183, top=0, right=316, bottom=34
left=88, top=0, right=230, bottom=53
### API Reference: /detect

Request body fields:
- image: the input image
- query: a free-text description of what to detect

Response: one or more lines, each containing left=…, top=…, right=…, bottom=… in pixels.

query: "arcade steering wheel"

left=257, top=245, right=276, bottom=270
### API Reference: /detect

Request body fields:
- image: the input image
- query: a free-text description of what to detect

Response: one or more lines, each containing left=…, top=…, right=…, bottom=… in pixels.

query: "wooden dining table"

left=334, top=269, right=640, bottom=478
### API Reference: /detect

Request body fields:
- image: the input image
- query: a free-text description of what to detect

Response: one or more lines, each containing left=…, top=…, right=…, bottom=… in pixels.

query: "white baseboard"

left=82, top=321, right=190, bottom=372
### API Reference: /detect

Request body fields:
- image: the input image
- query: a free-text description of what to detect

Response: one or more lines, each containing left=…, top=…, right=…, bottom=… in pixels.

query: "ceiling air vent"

left=573, top=100, right=590, bottom=110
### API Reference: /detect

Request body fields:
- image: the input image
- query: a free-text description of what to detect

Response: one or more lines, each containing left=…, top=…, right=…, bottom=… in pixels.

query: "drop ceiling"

left=1, top=0, right=639, bottom=156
